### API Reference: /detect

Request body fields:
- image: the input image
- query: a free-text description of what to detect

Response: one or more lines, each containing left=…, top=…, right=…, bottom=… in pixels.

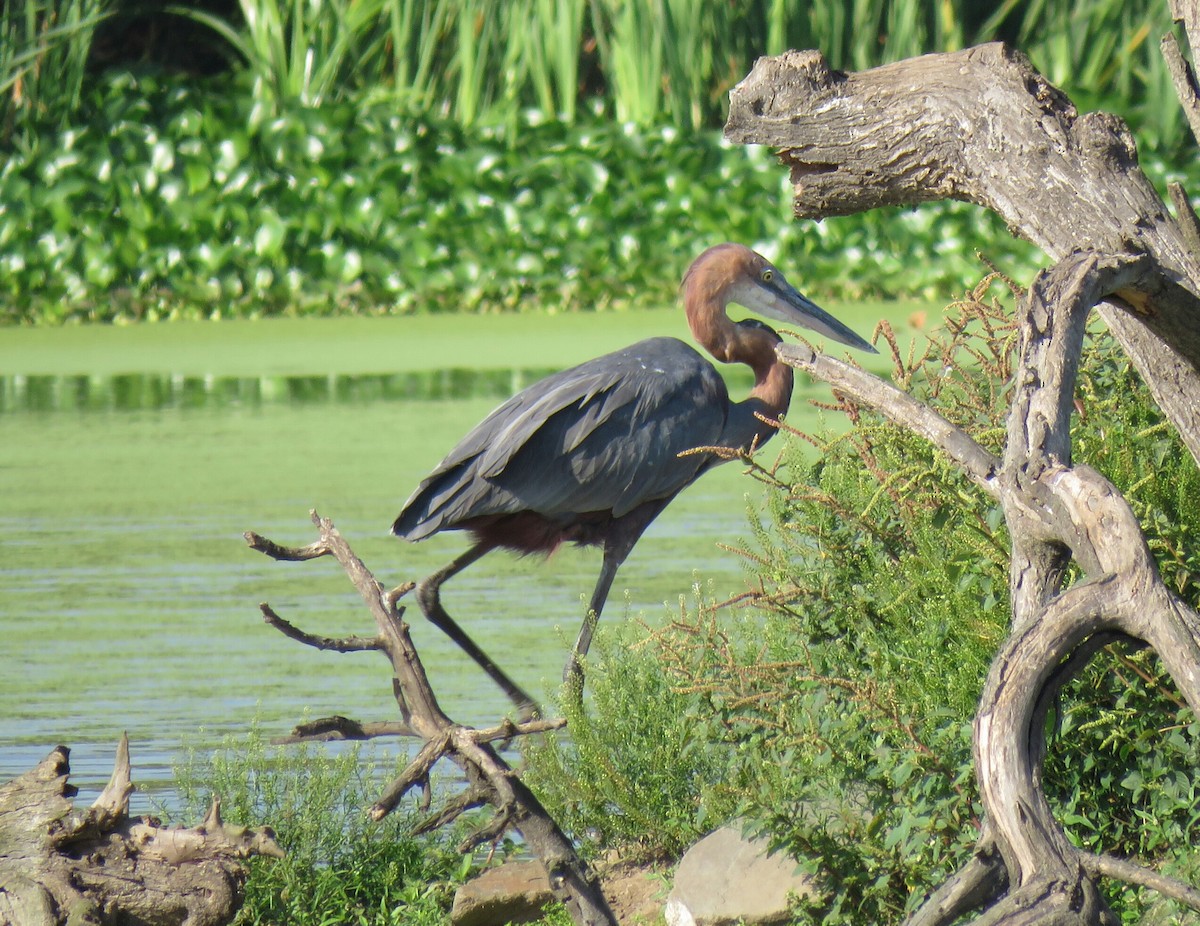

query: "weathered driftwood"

left=244, top=512, right=617, bottom=926
left=0, top=734, right=282, bottom=926
left=729, top=6, right=1200, bottom=924
left=725, top=37, right=1200, bottom=468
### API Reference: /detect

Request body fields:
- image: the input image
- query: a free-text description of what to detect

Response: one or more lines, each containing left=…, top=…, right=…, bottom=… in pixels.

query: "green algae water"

left=0, top=305, right=921, bottom=807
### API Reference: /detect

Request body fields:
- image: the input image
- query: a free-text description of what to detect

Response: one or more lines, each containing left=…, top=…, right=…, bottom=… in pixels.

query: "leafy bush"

left=524, top=282, right=1200, bottom=924
left=174, top=724, right=472, bottom=926
left=523, top=614, right=743, bottom=861
left=1, top=68, right=1045, bottom=324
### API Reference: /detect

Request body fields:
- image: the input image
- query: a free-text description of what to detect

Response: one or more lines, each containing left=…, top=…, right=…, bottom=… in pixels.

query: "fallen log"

left=0, top=734, right=282, bottom=926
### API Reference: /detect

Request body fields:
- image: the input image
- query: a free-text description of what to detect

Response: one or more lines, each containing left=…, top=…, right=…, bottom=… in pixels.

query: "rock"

left=450, top=860, right=554, bottom=926
left=665, top=825, right=817, bottom=926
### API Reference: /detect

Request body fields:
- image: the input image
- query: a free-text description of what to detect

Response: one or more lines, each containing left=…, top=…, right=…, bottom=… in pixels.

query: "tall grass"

left=168, top=0, right=403, bottom=109
left=0, top=0, right=113, bottom=149
left=2, top=1, right=1182, bottom=150
left=377, top=0, right=451, bottom=112
left=160, top=0, right=1185, bottom=151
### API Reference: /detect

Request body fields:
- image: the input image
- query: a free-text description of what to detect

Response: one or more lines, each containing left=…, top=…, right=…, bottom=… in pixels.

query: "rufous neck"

left=684, top=278, right=793, bottom=417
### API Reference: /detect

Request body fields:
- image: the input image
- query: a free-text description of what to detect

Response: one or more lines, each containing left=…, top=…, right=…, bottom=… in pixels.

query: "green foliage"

left=0, top=69, right=1044, bottom=324
left=2, top=1, right=1193, bottom=324
left=525, top=285, right=1200, bottom=924
left=168, top=0, right=408, bottom=111
left=174, top=725, right=470, bottom=926
left=163, top=0, right=1182, bottom=146
left=523, top=617, right=742, bottom=860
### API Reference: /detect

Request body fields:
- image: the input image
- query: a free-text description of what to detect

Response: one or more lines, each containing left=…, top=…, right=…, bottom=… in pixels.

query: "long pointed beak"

left=759, top=278, right=878, bottom=354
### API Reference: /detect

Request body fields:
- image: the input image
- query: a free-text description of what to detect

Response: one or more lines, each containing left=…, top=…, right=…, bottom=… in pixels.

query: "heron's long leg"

left=563, top=500, right=673, bottom=689
left=562, top=548, right=625, bottom=687
left=417, top=541, right=539, bottom=717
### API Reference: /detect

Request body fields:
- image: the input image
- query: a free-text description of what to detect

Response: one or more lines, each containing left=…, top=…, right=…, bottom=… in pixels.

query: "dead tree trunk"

left=244, top=513, right=617, bottom=926
left=725, top=4, right=1200, bottom=925
left=0, top=734, right=282, bottom=926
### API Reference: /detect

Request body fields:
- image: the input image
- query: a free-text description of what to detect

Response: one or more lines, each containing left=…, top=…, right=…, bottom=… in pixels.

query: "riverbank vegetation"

left=10, top=2, right=1199, bottom=923
left=0, top=0, right=1185, bottom=324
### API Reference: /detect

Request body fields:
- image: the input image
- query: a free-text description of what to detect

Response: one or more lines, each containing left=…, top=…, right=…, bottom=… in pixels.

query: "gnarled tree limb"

left=736, top=8, right=1200, bottom=920
left=779, top=249, right=1200, bottom=923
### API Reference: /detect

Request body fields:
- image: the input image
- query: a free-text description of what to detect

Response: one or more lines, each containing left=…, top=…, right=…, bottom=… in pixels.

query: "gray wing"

left=393, top=337, right=730, bottom=540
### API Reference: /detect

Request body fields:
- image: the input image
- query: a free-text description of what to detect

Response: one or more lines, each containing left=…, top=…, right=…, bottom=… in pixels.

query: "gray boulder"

left=665, top=825, right=817, bottom=926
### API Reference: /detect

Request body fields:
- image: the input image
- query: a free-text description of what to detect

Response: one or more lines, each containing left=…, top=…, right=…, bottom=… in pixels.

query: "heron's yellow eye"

left=761, top=269, right=774, bottom=283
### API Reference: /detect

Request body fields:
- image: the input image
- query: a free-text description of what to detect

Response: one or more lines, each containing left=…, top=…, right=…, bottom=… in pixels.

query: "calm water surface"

left=0, top=317, right=820, bottom=811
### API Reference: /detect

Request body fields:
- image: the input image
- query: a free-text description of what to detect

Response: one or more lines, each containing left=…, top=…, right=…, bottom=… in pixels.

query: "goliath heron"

left=393, top=243, right=875, bottom=713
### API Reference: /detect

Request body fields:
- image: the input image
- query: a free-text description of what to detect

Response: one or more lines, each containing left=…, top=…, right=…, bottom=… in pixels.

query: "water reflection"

left=0, top=368, right=563, bottom=413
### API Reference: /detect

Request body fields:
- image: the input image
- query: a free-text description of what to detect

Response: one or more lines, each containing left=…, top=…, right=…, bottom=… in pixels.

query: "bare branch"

left=249, top=511, right=618, bottom=925
left=1161, top=31, right=1200, bottom=150
left=244, top=530, right=330, bottom=562
left=412, top=786, right=490, bottom=836
left=259, top=603, right=383, bottom=652
left=370, top=734, right=451, bottom=822
left=1168, top=181, right=1200, bottom=254
left=474, top=716, right=568, bottom=742
left=776, top=343, right=1000, bottom=492
left=458, top=807, right=514, bottom=855
left=270, top=716, right=417, bottom=743
left=87, top=731, right=132, bottom=827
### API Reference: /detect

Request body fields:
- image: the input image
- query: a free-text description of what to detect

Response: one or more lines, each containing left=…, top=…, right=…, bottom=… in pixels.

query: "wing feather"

left=393, top=337, right=729, bottom=539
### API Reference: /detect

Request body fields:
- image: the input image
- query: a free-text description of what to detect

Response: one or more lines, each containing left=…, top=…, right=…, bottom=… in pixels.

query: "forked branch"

left=244, top=512, right=614, bottom=926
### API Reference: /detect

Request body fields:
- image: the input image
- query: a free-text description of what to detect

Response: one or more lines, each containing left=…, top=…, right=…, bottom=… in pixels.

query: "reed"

left=160, top=0, right=1182, bottom=148
left=0, top=0, right=113, bottom=148
left=169, top=0, right=402, bottom=109
left=2, top=2, right=1185, bottom=164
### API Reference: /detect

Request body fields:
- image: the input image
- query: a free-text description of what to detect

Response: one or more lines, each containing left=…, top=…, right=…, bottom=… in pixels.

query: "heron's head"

left=683, top=243, right=877, bottom=354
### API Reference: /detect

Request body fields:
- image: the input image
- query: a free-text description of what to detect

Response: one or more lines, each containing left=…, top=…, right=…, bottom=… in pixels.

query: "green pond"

left=0, top=302, right=924, bottom=808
